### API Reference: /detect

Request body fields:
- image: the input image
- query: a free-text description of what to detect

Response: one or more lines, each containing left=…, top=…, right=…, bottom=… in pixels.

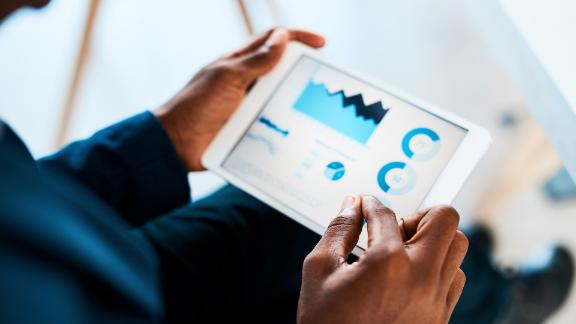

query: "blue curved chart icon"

left=402, top=128, right=440, bottom=161
left=377, top=162, right=416, bottom=195
left=324, top=161, right=346, bottom=181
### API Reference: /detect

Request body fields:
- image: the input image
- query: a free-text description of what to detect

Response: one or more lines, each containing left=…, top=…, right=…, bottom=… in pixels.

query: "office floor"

left=1, top=0, right=575, bottom=322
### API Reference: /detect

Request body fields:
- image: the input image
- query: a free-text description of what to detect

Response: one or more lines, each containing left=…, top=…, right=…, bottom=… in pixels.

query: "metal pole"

left=237, top=0, right=255, bottom=35
left=55, top=0, right=101, bottom=147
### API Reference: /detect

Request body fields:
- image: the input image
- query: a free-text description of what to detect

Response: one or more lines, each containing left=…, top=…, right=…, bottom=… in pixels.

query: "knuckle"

left=205, top=62, right=235, bottom=78
left=365, top=243, right=405, bottom=266
left=382, top=242, right=405, bottom=256
left=218, top=63, right=238, bottom=77
left=327, top=215, right=355, bottom=232
left=303, top=251, right=331, bottom=269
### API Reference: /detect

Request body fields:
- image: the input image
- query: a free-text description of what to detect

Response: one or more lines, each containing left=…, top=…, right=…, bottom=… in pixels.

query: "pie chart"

left=324, top=161, right=346, bottom=181
left=402, top=128, right=440, bottom=161
left=377, top=162, right=416, bottom=195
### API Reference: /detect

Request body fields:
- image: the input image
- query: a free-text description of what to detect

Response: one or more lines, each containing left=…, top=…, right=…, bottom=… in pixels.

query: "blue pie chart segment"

left=324, top=161, right=346, bottom=181
left=377, top=162, right=416, bottom=195
left=402, top=128, right=440, bottom=161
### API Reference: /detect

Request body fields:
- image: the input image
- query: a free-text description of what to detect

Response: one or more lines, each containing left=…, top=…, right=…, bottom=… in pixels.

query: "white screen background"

left=223, top=56, right=467, bottom=247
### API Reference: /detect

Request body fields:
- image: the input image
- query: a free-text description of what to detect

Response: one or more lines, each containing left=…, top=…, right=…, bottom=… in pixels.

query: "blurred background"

left=1, top=0, right=575, bottom=322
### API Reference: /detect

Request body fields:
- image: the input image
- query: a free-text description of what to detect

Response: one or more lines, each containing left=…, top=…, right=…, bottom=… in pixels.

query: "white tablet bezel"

left=202, top=43, right=491, bottom=253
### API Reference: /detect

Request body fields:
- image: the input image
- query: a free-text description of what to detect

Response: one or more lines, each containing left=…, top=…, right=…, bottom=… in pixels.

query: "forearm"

left=39, top=111, right=191, bottom=226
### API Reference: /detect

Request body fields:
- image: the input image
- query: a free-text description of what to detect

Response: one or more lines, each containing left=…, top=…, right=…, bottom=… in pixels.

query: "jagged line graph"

left=293, top=79, right=389, bottom=143
left=330, top=90, right=387, bottom=124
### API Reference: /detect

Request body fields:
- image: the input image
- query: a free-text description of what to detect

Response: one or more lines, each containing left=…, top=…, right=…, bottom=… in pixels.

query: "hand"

left=154, top=28, right=325, bottom=171
left=298, top=195, right=468, bottom=324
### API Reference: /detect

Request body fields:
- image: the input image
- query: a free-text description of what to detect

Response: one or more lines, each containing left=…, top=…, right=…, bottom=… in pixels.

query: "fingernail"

left=341, top=195, right=356, bottom=209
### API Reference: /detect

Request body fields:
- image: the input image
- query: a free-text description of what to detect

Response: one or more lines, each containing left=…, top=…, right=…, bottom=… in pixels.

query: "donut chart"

left=376, top=162, right=416, bottom=195
left=402, top=128, right=440, bottom=161
left=324, top=161, right=346, bottom=181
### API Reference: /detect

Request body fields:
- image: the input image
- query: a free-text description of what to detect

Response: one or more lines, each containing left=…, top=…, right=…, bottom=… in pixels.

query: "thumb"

left=236, top=28, right=290, bottom=77
left=311, top=195, right=363, bottom=270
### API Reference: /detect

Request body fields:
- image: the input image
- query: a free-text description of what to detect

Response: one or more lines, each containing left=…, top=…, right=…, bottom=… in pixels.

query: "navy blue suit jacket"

left=0, top=112, right=191, bottom=323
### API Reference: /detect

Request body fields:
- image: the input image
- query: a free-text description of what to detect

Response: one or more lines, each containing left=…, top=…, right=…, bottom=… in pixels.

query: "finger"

left=287, top=29, right=326, bottom=48
left=446, top=269, right=466, bottom=317
left=310, top=195, right=363, bottom=270
left=229, top=28, right=324, bottom=59
left=441, top=231, right=468, bottom=285
left=403, top=205, right=460, bottom=270
left=398, top=207, right=434, bottom=240
left=227, top=29, right=275, bottom=58
left=235, top=28, right=325, bottom=77
left=232, top=28, right=289, bottom=76
left=361, top=195, right=403, bottom=250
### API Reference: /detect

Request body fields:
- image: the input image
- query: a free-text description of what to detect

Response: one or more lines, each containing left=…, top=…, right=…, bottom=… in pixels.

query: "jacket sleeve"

left=38, top=111, right=191, bottom=226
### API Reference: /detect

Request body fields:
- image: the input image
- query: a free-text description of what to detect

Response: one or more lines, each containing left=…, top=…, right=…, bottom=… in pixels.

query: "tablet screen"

left=222, top=55, right=467, bottom=246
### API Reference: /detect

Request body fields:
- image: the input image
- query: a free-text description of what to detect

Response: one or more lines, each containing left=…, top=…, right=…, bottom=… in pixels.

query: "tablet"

left=203, top=43, right=491, bottom=254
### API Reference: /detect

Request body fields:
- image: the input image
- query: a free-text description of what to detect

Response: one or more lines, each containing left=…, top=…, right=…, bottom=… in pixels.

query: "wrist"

left=153, top=106, right=200, bottom=171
